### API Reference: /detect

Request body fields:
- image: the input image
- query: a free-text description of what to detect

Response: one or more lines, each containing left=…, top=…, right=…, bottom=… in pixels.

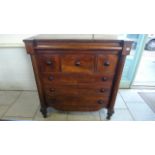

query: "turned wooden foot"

left=40, top=107, right=47, bottom=118
left=106, top=109, right=114, bottom=120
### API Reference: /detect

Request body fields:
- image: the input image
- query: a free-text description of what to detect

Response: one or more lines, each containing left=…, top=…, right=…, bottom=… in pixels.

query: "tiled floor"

left=0, top=89, right=155, bottom=121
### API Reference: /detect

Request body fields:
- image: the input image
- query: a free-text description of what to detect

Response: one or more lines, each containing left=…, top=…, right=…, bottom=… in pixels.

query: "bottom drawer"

left=45, top=94, right=109, bottom=111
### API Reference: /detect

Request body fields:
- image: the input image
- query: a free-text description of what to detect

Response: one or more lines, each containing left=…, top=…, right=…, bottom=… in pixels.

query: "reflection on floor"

left=0, top=89, right=155, bottom=121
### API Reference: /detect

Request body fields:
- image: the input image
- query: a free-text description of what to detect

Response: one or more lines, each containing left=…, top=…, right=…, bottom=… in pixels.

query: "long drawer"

left=44, top=84, right=111, bottom=96
left=45, top=94, right=109, bottom=111
left=42, top=73, right=114, bottom=86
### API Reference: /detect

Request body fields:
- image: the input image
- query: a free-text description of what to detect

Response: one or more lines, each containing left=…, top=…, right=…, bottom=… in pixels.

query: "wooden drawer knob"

left=100, top=88, right=105, bottom=92
left=49, top=88, right=55, bottom=92
left=102, top=77, right=107, bottom=81
left=97, top=99, right=104, bottom=104
left=48, top=76, right=54, bottom=81
left=46, top=60, right=53, bottom=65
left=75, top=60, right=81, bottom=66
left=104, top=61, right=110, bottom=66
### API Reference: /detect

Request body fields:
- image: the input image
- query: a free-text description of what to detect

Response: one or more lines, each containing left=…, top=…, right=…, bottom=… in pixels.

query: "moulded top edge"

left=23, top=35, right=133, bottom=43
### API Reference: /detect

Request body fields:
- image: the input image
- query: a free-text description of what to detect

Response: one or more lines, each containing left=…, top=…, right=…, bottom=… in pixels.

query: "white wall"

left=0, top=34, right=34, bottom=46
left=0, top=47, right=37, bottom=90
left=0, top=34, right=118, bottom=90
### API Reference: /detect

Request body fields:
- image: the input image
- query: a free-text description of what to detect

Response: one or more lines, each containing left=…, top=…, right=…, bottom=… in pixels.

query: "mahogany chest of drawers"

left=24, top=35, right=132, bottom=120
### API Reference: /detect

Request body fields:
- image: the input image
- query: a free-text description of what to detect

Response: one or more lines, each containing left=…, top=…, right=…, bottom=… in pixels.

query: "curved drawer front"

left=61, top=54, right=95, bottom=73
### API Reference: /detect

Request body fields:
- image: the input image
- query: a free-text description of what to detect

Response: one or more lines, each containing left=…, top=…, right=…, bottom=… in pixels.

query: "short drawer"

left=37, top=54, right=60, bottom=72
left=61, top=54, right=95, bottom=73
left=97, top=54, right=118, bottom=74
left=42, top=73, right=114, bottom=86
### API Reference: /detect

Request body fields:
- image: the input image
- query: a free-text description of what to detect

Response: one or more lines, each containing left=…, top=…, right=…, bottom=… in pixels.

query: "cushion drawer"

left=61, top=54, right=95, bottom=73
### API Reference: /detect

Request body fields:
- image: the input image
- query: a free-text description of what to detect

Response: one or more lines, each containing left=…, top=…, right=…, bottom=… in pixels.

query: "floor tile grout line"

left=0, top=90, right=37, bottom=92
left=137, top=92, right=155, bottom=114
left=66, top=112, right=69, bottom=121
left=118, top=92, right=135, bottom=121
left=32, top=105, right=40, bottom=120
left=118, top=92, right=135, bottom=120
left=1, top=91, right=23, bottom=119
left=2, top=91, right=41, bottom=120
left=0, top=106, right=9, bottom=119
left=3, top=116, right=33, bottom=119
left=99, top=110, right=103, bottom=121
left=67, top=111, right=101, bottom=121
left=65, top=112, right=68, bottom=121
left=115, top=107, right=129, bottom=110
left=119, top=91, right=155, bottom=121
left=119, top=92, right=155, bottom=113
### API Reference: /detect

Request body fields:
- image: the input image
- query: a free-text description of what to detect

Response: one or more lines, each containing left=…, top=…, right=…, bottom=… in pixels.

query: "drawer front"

left=97, top=54, right=118, bottom=74
left=44, top=85, right=111, bottom=96
left=42, top=73, right=114, bottom=86
left=45, top=94, right=109, bottom=110
left=37, top=54, right=60, bottom=72
left=62, top=54, right=95, bottom=73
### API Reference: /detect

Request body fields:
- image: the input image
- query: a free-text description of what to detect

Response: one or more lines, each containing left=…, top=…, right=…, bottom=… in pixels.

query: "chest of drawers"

left=24, top=35, right=132, bottom=120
